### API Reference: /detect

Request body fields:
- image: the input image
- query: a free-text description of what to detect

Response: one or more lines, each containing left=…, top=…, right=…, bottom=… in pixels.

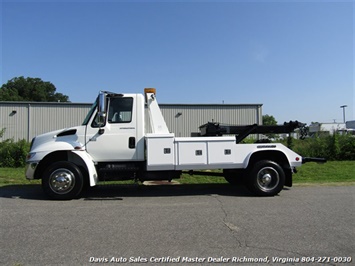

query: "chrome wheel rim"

left=256, top=166, right=279, bottom=192
left=49, top=168, right=75, bottom=194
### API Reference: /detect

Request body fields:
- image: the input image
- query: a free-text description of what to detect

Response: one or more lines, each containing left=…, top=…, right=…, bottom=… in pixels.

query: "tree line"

left=0, top=76, right=70, bottom=102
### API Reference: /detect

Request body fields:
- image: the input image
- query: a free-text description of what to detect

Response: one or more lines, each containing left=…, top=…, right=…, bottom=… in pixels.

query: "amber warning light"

left=144, top=88, right=156, bottom=95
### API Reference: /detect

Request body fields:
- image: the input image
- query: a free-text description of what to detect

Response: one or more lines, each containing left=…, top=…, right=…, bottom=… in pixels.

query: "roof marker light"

left=144, top=88, right=156, bottom=95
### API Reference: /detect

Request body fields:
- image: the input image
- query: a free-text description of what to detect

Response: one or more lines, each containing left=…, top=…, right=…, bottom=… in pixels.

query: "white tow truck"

left=25, top=88, right=323, bottom=199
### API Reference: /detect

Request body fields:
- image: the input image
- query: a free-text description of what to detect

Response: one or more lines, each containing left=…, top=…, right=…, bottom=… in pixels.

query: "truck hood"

left=30, top=125, right=87, bottom=153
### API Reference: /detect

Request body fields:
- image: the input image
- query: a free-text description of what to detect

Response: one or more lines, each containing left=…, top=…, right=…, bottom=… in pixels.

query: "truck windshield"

left=82, top=98, right=98, bottom=125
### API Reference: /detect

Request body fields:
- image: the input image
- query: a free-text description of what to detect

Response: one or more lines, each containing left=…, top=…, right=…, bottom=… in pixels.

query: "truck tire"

left=247, top=160, right=285, bottom=196
left=42, top=161, right=84, bottom=200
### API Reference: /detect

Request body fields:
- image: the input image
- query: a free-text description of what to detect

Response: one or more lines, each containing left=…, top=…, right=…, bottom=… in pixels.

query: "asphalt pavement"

left=1, top=184, right=354, bottom=266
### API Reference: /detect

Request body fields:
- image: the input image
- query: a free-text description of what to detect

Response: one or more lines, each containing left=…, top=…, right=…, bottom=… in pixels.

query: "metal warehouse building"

left=0, top=101, right=262, bottom=141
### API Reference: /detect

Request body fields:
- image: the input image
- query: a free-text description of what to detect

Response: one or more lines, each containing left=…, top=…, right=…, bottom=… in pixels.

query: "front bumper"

left=25, top=162, right=39, bottom=180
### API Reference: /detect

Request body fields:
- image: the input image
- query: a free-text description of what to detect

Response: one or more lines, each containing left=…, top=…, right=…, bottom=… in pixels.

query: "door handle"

left=129, top=137, right=136, bottom=149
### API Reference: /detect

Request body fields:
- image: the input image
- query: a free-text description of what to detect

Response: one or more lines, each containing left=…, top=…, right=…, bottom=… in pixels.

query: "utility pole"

left=340, top=105, right=347, bottom=123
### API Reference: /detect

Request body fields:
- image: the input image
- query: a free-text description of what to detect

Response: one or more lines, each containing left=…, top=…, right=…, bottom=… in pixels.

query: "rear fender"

left=245, top=150, right=293, bottom=187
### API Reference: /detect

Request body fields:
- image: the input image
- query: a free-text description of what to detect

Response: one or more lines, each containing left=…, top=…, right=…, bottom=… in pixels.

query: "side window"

left=108, top=97, right=133, bottom=123
left=91, top=113, right=100, bottom=128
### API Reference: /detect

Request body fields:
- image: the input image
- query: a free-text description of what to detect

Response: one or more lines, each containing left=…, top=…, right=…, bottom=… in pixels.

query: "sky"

left=1, top=0, right=354, bottom=125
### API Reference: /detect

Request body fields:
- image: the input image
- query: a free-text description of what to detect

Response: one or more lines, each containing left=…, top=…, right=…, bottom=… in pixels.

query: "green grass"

left=179, top=174, right=227, bottom=184
left=0, top=168, right=40, bottom=186
left=0, top=161, right=354, bottom=187
left=293, top=161, right=355, bottom=185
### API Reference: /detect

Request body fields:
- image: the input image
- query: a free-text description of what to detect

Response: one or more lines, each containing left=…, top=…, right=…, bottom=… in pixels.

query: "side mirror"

left=97, top=91, right=107, bottom=127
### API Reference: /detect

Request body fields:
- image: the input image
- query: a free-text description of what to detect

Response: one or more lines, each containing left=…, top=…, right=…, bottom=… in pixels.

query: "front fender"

left=28, top=149, right=98, bottom=188
left=71, top=151, right=98, bottom=187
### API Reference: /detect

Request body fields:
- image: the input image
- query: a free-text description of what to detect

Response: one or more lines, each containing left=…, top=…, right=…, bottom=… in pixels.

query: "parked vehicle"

left=25, top=88, right=324, bottom=199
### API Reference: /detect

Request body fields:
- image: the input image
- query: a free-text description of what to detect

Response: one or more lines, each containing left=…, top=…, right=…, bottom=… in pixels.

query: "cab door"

left=85, top=95, right=138, bottom=162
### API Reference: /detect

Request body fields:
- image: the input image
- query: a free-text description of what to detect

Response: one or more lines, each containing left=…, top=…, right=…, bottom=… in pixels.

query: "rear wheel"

left=42, top=161, right=84, bottom=200
left=247, top=160, right=285, bottom=196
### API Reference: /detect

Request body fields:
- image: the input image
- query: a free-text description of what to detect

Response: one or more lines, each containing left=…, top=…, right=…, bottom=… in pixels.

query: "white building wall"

left=309, top=122, right=347, bottom=135
left=1, top=102, right=262, bottom=141
left=0, top=102, right=91, bottom=141
left=0, top=102, right=29, bottom=141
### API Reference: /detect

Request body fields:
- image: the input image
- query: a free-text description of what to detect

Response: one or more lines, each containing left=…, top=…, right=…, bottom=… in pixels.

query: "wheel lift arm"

left=199, top=121, right=308, bottom=143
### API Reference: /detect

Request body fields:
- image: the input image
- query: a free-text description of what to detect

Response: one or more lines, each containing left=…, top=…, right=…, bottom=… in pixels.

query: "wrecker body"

left=25, top=88, right=322, bottom=199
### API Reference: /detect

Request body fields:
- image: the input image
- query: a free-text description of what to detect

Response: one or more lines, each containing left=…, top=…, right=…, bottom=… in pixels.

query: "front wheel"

left=42, top=161, right=84, bottom=200
left=247, top=160, right=285, bottom=196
